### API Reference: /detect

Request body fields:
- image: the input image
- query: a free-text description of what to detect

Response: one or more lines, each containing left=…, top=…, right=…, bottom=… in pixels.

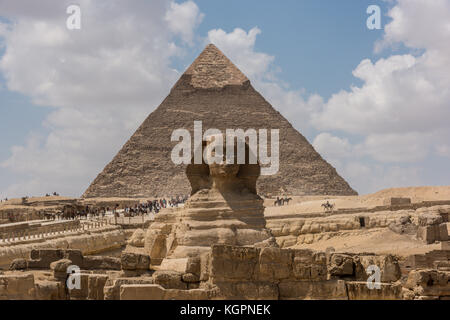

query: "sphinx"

left=144, top=134, right=277, bottom=266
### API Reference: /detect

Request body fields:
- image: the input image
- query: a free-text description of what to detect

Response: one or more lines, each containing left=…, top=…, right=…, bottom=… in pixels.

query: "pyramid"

left=83, top=44, right=357, bottom=198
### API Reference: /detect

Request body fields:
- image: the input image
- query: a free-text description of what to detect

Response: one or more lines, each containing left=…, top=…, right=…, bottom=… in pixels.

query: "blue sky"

left=179, top=0, right=393, bottom=99
left=1, top=0, right=449, bottom=198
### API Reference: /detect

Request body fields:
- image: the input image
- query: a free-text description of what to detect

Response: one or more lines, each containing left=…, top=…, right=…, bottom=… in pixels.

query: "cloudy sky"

left=0, top=0, right=449, bottom=198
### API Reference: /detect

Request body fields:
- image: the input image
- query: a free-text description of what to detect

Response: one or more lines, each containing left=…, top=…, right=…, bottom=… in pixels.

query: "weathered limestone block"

left=404, top=269, right=450, bottom=297
left=153, top=270, right=187, bottom=290
left=63, top=249, right=84, bottom=267
left=292, top=249, right=313, bottom=280
left=211, top=281, right=279, bottom=300
left=402, top=288, right=415, bottom=300
left=328, top=254, right=354, bottom=277
left=68, top=273, right=89, bottom=300
left=388, top=215, right=417, bottom=235
left=28, top=249, right=64, bottom=269
left=354, top=255, right=401, bottom=282
left=405, top=250, right=450, bottom=269
left=50, top=258, right=73, bottom=280
left=164, top=288, right=209, bottom=300
left=120, top=252, right=150, bottom=271
left=159, top=258, right=189, bottom=273
left=442, top=241, right=450, bottom=250
left=35, top=280, right=65, bottom=300
left=278, top=280, right=347, bottom=300
left=346, top=281, right=402, bottom=300
left=182, top=273, right=200, bottom=283
left=186, top=256, right=201, bottom=276
left=209, top=245, right=259, bottom=281
left=257, top=247, right=293, bottom=281
left=433, top=260, right=450, bottom=271
left=127, top=228, right=145, bottom=247
left=120, top=284, right=209, bottom=300
left=119, top=284, right=161, bottom=300
left=87, top=274, right=109, bottom=300
left=82, top=256, right=121, bottom=270
left=420, top=206, right=450, bottom=223
left=104, top=277, right=154, bottom=300
left=275, top=235, right=297, bottom=248
left=418, top=214, right=443, bottom=226
left=417, top=223, right=447, bottom=244
left=9, top=258, right=27, bottom=271
left=311, top=252, right=327, bottom=280
left=384, top=197, right=411, bottom=206
left=145, top=219, right=174, bottom=265
left=437, top=208, right=450, bottom=222
left=236, top=229, right=274, bottom=247
left=199, top=252, right=211, bottom=282
left=0, top=273, right=35, bottom=300
left=291, top=249, right=327, bottom=281
left=439, top=223, right=449, bottom=241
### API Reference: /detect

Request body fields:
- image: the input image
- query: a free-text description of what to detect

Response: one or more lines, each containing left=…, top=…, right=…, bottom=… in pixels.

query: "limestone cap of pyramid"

left=183, top=43, right=249, bottom=89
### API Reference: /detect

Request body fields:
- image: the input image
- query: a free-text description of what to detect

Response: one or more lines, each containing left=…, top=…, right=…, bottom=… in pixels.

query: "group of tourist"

left=118, top=195, right=189, bottom=217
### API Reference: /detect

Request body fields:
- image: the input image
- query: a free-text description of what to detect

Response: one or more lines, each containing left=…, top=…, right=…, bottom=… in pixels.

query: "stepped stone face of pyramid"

left=82, top=44, right=357, bottom=198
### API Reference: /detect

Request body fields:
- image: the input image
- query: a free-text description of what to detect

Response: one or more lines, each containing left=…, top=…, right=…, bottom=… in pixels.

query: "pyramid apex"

left=183, top=43, right=249, bottom=89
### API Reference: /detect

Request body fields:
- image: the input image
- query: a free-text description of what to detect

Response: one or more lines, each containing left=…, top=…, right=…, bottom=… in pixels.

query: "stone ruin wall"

left=1, top=246, right=449, bottom=300
left=0, top=226, right=126, bottom=268
left=267, top=205, right=450, bottom=247
left=0, top=199, right=449, bottom=300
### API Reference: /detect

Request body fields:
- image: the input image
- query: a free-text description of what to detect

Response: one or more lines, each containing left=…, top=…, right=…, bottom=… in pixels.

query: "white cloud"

left=165, top=1, right=204, bottom=44
left=312, top=0, right=450, bottom=137
left=307, top=0, right=450, bottom=193
left=312, top=131, right=426, bottom=194
left=0, top=0, right=203, bottom=198
left=340, top=162, right=423, bottom=195
left=313, top=133, right=352, bottom=159
left=356, top=132, right=431, bottom=163
left=207, top=27, right=274, bottom=79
